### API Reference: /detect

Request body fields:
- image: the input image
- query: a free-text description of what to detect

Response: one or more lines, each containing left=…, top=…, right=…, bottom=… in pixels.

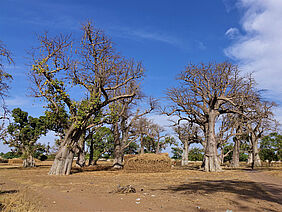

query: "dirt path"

left=246, top=170, right=282, bottom=205
left=1, top=166, right=282, bottom=211
left=0, top=177, right=150, bottom=211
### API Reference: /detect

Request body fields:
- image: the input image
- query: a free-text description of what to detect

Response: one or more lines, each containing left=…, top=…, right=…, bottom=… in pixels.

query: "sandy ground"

left=0, top=162, right=281, bottom=211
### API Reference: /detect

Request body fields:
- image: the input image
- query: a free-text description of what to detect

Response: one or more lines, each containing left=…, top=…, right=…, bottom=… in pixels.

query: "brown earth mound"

left=124, top=153, right=171, bottom=173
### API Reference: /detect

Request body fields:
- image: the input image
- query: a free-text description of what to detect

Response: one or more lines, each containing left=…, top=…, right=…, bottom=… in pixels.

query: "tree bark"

left=49, top=125, right=80, bottom=175
left=251, top=135, right=261, bottom=169
left=113, top=123, right=123, bottom=169
left=181, top=141, right=190, bottom=166
left=49, top=145, right=74, bottom=175
left=140, top=135, right=145, bottom=154
left=156, top=140, right=160, bottom=154
left=76, top=133, right=86, bottom=168
left=203, top=111, right=222, bottom=172
left=247, top=152, right=252, bottom=166
left=23, top=155, right=35, bottom=168
left=113, top=144, right=123, bottom=169
left=231, top=137, right=240, bottom=168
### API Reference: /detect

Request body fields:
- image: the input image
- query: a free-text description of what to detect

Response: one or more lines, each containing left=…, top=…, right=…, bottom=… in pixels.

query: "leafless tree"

left=132, top=117, right=155, bottom=154
left=109, top=97, right=156, bottom=168
left=29, top=22, right=143, bottom=175
left=245, top=100, right=277, bottom=169
left=173, top=122, right=202, bottom=166
left=166, top=62, right=255, bottom=172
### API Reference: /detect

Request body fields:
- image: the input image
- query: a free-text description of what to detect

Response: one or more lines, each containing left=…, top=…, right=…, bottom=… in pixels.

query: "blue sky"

left=1, top=0, right=282, bottom=152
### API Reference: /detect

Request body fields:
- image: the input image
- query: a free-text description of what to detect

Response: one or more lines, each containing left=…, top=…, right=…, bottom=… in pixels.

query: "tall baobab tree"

left=29, top=22, right=144, bottom=175
left=166, top=62, right=255, bottom=172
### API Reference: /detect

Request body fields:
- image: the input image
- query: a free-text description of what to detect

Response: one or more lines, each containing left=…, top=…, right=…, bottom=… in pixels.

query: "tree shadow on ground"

left=71, top=165, right=118, bottom=174
left=156, top=180, right=281, bottom=210
left=0, top=190, right=18, bottom=195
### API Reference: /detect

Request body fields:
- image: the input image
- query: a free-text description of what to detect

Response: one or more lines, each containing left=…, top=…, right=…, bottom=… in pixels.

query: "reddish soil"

left=0, top=163, right=281, bottom=211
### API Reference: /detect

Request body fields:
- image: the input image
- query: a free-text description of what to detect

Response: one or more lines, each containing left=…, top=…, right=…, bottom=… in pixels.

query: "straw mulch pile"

left=124, top=153, right=171, bottom=173
left=8, top=158, right=23, bottom=164
left=123, top=154, right=137, bottom=164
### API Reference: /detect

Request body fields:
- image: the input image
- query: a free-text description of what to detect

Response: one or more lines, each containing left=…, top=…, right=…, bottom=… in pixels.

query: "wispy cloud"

left=225, top=0, right=282, bottom=98
left=109, top=26, right=192, bottom=50
left=225, top=27, right=241, bottom=39
left=5, top=96, right=30, bottom=107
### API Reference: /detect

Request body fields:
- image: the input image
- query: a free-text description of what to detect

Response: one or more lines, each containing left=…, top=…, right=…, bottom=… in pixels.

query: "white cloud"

left=225, top=27, right=240, bottom=39
left=225, top=0, right=282, bottom=124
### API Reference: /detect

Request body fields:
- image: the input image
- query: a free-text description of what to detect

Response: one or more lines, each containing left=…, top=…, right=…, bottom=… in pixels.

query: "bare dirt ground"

left=0, top=162, right=281, bottom=211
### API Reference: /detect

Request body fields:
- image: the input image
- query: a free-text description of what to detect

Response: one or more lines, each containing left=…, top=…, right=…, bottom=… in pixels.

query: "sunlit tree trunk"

left=140, top=135, right=145, bottom=154
left=247, top=152, right=252, bottom=166
left=113, top=123, right=123, bottom=169
left=203, top=111, right=222, bottom=172
left=49, top=125, right=80, bottom=175
left=231, top=137, right=240, bottom=168
left=181, top=141, right=190, bottom=166
left=23, top=155, right=35, bottom=168
left=251, top=133, right=261, bottom=169
left=76, top=132, right=86, bottom=167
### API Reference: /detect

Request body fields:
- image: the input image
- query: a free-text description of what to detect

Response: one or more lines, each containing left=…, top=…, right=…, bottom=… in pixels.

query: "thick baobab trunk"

left=49, top=124, right=83, bottom=175
left=251, top=137, right=261, bottom=169
left=181, top=141, right=190, bottom=166
left=49, top=125, right=80, bottom=175
left=203, top=111, right=222, bottom=172
left=113, top=144, right=123, bottom=169
left=247, top=152, right=252, bottom=166
left=231, top=137, right=240, bottom=168
left=23, top=155, right=35, bottom=168
left=49, top=145, right=74, bottom=175
left=76, top=134, right=86, bottom=168
left=113, top=135, right=124, bottom=169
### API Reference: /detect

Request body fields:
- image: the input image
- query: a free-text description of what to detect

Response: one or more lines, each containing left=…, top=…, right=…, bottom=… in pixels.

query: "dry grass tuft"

left=0, top=190, right=39, bottom=212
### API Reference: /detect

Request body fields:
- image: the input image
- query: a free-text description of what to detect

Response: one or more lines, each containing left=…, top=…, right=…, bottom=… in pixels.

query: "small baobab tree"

left=173, top=122, right=202, bottom=166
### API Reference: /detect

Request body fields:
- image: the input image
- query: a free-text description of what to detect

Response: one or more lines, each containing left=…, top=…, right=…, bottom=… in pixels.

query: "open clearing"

left=0, top=162, right=281, bottom=211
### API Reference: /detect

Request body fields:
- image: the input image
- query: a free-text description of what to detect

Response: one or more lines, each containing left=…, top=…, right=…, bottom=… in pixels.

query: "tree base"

left=49, top=146, right=74, bottom=175
left=202, top=155, right=222, bottom=172
left=23, top=156, right=35, bottom=168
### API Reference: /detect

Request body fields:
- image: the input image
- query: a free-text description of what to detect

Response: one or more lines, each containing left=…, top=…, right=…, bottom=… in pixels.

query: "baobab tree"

left=29, top=22, right=143, bottom=175
left=245, top=100, right=277, bottom=168
left=166, top=62, right=255, bottom=172
left=173, top=122, right=202, bottom=166
left=112, top=99, right=155, bottom=168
